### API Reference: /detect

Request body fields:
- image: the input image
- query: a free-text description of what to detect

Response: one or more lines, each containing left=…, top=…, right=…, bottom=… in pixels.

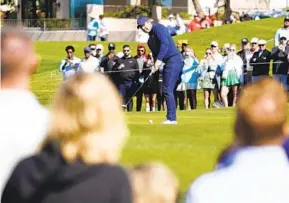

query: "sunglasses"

left=123, top=49, right=130, bottom=52
left=251, top=42, right=257, bottom=45
left=211, top=45, right=217, bottom=48
left=206, top=52, right=212, bottom=55
left=259, top=44, right=265, bottom=47
left=280, top=38, right=287, bottom=40
left=230, top=49, right=235, bottom=51
left=138, top=49, right=145, bottom=52
left=90, top=47, right=96, bottom=50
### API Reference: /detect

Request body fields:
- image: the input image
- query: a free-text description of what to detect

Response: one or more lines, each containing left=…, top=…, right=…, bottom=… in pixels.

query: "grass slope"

left=31, top=18, right=285, bottom=194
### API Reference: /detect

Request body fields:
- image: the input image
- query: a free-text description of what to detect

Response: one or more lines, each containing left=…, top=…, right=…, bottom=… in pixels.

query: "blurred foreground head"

left=130, top=163, right=179, bottom=203
left=235, top=77, right=288, bottom=146
left=1, top=25, right=39, bottom=89
left=47, top=73, right=129, bottom=164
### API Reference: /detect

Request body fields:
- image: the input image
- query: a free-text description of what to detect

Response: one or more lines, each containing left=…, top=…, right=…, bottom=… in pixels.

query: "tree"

left=0, top=0, right=16, bottom=12
left=224, top=0, right=232, bottom=23
left=192, top=0, right=205, bottom=18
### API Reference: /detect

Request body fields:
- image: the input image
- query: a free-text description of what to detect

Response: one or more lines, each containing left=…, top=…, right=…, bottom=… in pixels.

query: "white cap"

left=250, top=37, right=259, bottom=43
left=258, top=39, right=267, bottom=45
left=168, top=14, right=174, bottom=18
left=96, top=44, right=104, bottom=50
left=211, top=41, right=218, bottom=47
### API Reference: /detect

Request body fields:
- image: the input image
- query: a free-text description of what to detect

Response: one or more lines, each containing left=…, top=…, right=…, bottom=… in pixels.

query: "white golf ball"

left=148, top=120, right=153, bottom=124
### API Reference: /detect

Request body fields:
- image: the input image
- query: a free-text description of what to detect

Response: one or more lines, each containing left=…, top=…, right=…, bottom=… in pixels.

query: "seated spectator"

left=78, top=46, right=100, bottom=73
left=200, top=16, right=213, bottom=28
left=59, top=45, right=81, bottom=81
left=130, top=163, right=179, bottom=203
left=187, top=15, right=202, bottom=32
left=186, top=78, right=289, bottom=203
left=1, top=73, right=132, bottom=203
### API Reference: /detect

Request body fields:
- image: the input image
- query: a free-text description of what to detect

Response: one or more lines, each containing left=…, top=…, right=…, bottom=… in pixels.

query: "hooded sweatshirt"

left=1, top=141, right=132, bottom=203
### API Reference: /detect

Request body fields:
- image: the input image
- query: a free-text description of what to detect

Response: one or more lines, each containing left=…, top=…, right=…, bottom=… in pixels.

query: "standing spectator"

left=250, top=39, right=271, bottom=82
left=142, top=53, right=159, bottom=112
left=186, top=78, right=289, bottom=203
left=167, top=14, right=177, bottom=36
left=271, top=36, right=289, bottom=90
left=181, top=47, right=200, bottom=110
left=88, top=43, right=97, bottom=57
left=0, top=26, right=50, bottom=195
left=198, top=48, right=219, bottom=109
left=245, top=37, right=259, bottom=84
left=95, top=44, right=104, bottom=61
left=274, top=16, right=289, bottom=46
left=98, top=15, right=109, bottom=41
left=157, top=64, right=167, bottom=111
left=221, top=45, right=243, bottom=107
left=100, top=43, right=119, bottom=87
left=130, top=163, right=179, bottom=203
left=1, top=73, right=132, bottom=203
left=210, top=41, right=224, bottom=108
left=117, top=45, right=139, bottom=112
left=222, top=43, right=231, bottom=57
left=59, top=45, right=81, bottom=81
left=134, top=44, right=148, bottom=112
left=237, top=38, right=250, bottom=85
left=187, top=15, right=202, bottom=32
left=175, top=13, right=186, bottom=35
left=78, top=46, right=100, bottom=73
left=87, top=13, right=99, bottom=41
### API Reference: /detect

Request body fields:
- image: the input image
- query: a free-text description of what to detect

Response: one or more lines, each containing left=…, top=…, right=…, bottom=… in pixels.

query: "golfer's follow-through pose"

left=137, top=16, right=184, bottom=124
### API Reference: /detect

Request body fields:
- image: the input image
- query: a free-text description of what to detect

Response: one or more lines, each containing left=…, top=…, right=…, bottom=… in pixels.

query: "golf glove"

left=151, top=59, right=162, bottom=74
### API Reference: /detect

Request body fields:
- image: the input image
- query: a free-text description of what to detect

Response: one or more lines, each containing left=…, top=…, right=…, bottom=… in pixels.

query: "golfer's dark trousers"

left=163, top=54, right=183, bottom=121
left=118, top=81, right=134, bottom=112
left=136, top=82, right=143, bottom=112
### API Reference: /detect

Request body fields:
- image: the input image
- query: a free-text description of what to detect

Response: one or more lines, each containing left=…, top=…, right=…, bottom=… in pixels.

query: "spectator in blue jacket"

left=137, top=16, right=184, bottom=124
left=87, top=13, right=99, bottom=41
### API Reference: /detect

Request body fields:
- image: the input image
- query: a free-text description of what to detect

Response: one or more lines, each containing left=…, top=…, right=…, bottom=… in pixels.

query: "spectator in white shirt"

left=78, top=46, right=100, bottom=73
left=0, top=26, right=50, bottom=195
left=98, top=15, right=109, bottom=41
left=186, top=78, right=289, bottom=203
left=59, top=45, right=81, bottom=80
left=274, top=16, right=289, bottom=46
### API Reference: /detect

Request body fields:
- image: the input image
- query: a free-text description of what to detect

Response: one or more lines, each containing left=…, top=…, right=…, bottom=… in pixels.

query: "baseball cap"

left=241, top=38, right=249, bottom=44
left=137, top=16, right=149, bottom=29
left=258, top=39, right=267, bottom=45
left=108, top=43, right=115, bottom=50
left=284, top=16, right=289, bottom=21
left=211, top=41, right=218, bottom=47
left=96, top=44, right=104, bottom=50
left=84, top=46, right=91, bottom=52
left=250, top=37, right=259, bottom=44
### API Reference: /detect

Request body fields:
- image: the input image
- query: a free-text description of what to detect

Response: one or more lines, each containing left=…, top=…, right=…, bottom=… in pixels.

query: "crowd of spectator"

left=59, top=17, right=289, bottom=111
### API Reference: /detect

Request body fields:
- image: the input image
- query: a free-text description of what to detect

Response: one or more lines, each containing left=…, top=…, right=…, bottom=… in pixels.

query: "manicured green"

left=32, top=17, right=284, bottom=195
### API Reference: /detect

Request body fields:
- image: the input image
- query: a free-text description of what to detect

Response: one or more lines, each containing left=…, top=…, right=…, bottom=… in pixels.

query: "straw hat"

left=88, top=12, right=98, bottom=19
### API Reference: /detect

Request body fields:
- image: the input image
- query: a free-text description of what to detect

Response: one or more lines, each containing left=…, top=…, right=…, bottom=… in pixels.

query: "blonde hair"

left=130, top=163, right=179, bottom=203
left=45, top=72, right=129, bottom=164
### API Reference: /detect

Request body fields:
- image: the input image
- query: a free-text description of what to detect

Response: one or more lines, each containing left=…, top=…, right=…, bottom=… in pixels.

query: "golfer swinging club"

left=137, top=16, right=184, bottom=124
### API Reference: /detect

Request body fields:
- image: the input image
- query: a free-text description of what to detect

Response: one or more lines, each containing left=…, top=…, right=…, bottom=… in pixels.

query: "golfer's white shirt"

left=0, top=90, right=50, bottom=195
left=186, top=146, right=289, bottom=203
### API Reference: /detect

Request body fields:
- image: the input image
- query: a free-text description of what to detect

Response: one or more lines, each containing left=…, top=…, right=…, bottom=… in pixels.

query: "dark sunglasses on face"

left=138, top=49, right=145, bottom=52
left=123, top=49, right=130, bottom=52
left=206, top=52, right=212, bottom=55
left=211, top=45, right=217, bottom=48
left=97, top=49, right=102, bottom=51
left=230, top=49, right=235, bottom=51
left=251, top=42, right=257, bottom=45
left=259, top=44, right=265, bottom=47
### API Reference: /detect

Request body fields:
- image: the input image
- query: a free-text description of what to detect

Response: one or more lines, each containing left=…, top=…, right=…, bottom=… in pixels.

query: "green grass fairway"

left=122, top=108, right=235, bottom=193
left=31, top=18, right=286, bottom=195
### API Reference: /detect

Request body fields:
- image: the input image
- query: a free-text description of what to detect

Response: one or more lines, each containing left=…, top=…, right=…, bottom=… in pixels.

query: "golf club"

left=122, top=72, right=153, bottom=109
